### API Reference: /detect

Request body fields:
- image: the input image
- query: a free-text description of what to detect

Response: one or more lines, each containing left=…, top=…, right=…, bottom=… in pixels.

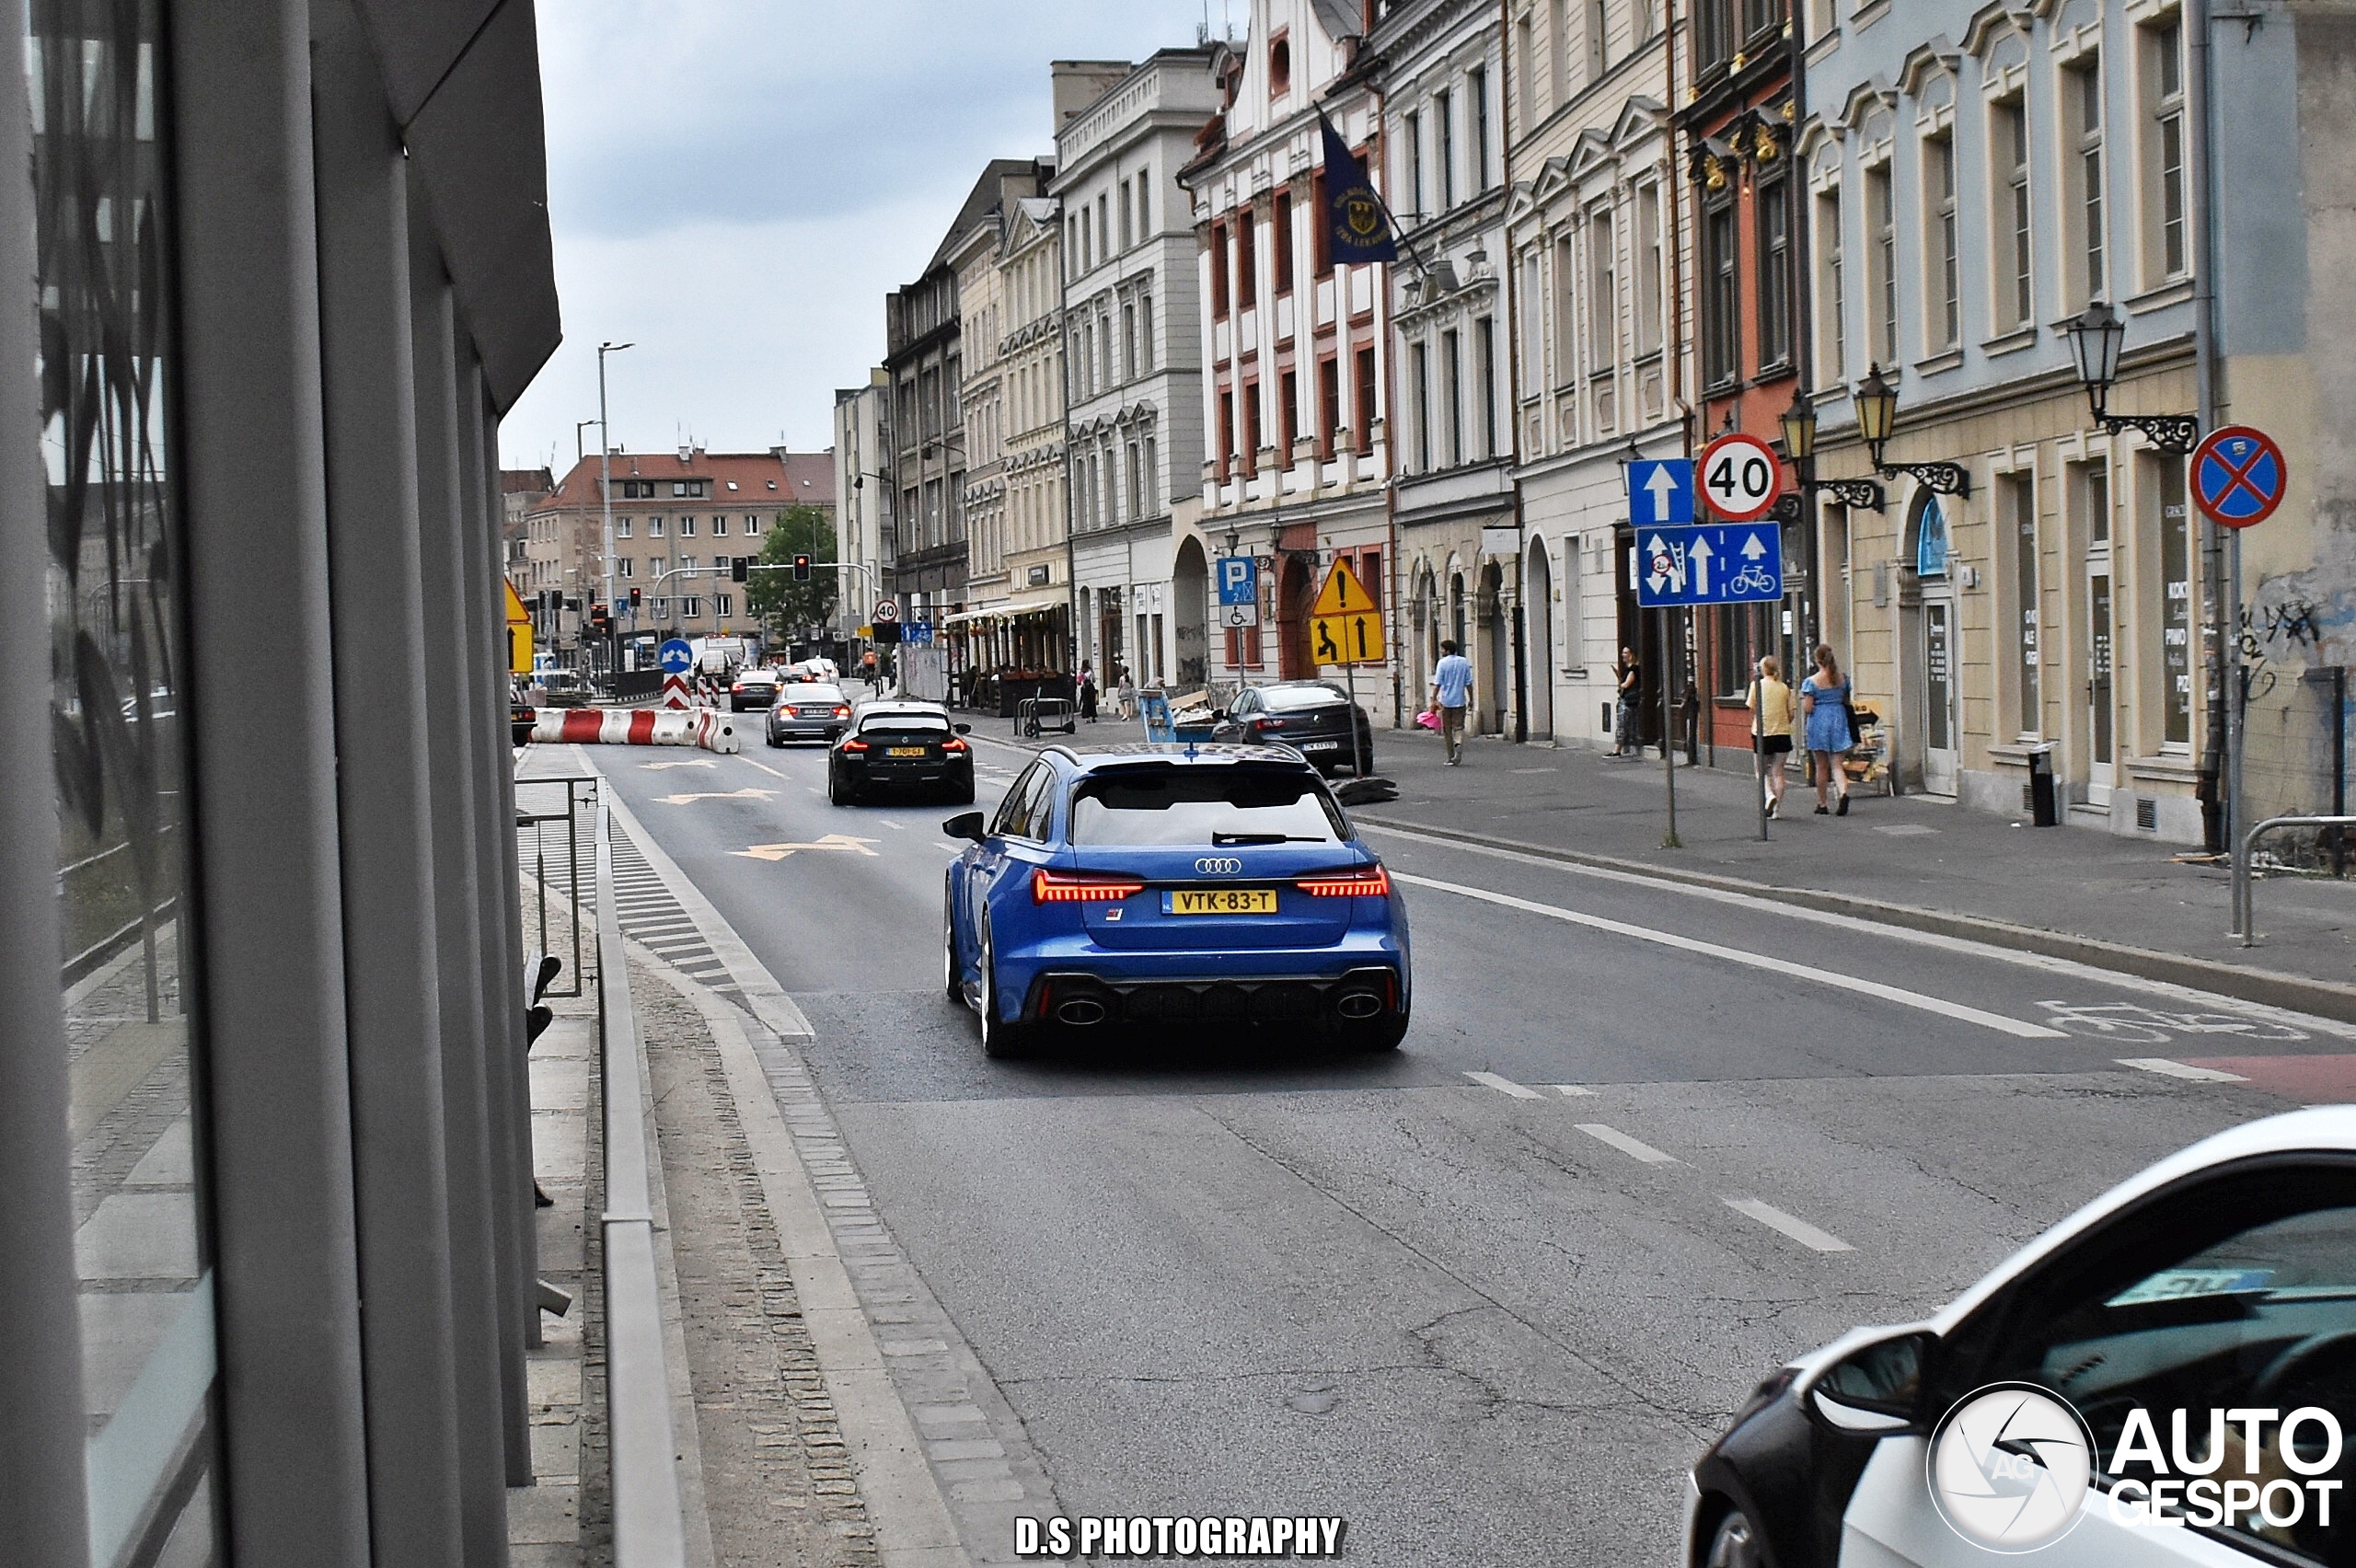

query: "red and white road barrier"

left=530, top=706, right=739, bottom=754
left=662, top=673, right=691, bottom=709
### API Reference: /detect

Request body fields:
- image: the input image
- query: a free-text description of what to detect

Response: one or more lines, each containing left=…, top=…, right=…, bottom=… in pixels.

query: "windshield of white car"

left=780, top=685, right=844, bottom=702
left=1068, top=765, right=1345, bottom=846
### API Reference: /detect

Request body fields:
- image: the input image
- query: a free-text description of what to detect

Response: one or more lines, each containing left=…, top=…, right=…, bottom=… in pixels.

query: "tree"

left=745, top=504, right=838, bottom=639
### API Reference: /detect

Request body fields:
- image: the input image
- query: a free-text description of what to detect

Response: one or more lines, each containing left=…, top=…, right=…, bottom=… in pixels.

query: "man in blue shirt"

left=1430, top=640, right=1474, bottom=766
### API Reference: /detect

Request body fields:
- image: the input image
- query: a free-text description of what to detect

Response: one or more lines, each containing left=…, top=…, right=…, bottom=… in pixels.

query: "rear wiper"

left=1211, top=832, right=1324, bottom=845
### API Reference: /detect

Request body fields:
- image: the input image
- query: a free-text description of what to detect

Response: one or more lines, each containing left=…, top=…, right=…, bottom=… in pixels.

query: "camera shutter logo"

left=1195, top=857, right=1243, bottom=875
left=1927, top=1384, right=2096, bottom=1551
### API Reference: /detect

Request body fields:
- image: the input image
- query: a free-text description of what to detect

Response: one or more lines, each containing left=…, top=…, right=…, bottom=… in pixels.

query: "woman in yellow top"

left=1747, top=654, right=1796, bottom=817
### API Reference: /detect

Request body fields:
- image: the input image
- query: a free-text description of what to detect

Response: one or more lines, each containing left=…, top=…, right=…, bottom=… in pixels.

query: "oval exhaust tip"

left=1056, top=997, right=1108, bottom=1026
left=1335, top=991, right=1384, bottom=1021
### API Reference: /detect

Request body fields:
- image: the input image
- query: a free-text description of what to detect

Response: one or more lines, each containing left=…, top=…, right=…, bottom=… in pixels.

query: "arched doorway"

left=1526, top=539, right=1554, bottom=739
left=1900, top=489, right=1958, bottom=795
left=1277, top=553, right=1314, bottom=679
left=1411, top=563, right=1437, bottom=700
left=1172, top=536, right=1209, bottom=690
left=1477, top=560, right=1507, bottom=734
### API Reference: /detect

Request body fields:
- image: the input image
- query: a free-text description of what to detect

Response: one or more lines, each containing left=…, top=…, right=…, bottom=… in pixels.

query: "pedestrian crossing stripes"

left=514, top=805, right=742, bottom=1006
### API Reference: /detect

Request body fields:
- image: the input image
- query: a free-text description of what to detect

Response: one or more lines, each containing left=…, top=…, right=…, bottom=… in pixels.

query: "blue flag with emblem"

left=1320, top=113, right=1397, bottom=264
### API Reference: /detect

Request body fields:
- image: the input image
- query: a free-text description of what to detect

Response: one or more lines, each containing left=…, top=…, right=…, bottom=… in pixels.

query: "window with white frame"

left=1553, top=232, right=1577, bottom=389
left=1702, top=194, right=1739, bottom=386
left=683, top=596, right=703, bottom=618
left=1588, top=203, right=1617, bottom=378
left=1436, top=89, right=1455, bottom=210
left=2066, top=56, right=2106, bottom=305
left=1476, top=316, right=1498, bottom=458
left=1516, top=10, right=1539, bottom=127
left=1443, top=329, right=1463, bottom=467
left=1923, top=131, right=1959, bottom=352
left=1412, top=340, right=1432, bottom=470
left=1992, top=94, right=2033, bottom=329
left=1550, top=0, right=1572, bottom=101
left=1635, top=183, right=1663, bottom=354
left=712, top=514, right=727, bottom=535
left=1815, top=181, right=1845, bottom=384
left=2142, top=16, right=2188, bottom=283
left=1521, top=249, right=1545, bottom=398
left=618, top=516, right=632, bottom=537
left=1865, top=159, right=1897, bottom=366
left=1588, top=0, right=1608, bottom=79
left=649, top=515, right=666, bottom=536
left=716, top=594, right=733, bottom=618
left=1404, top=109, right=1425, bottom=217
left=651, top=597, right=670, bottom=618
left=1757, top=174, right=1793, bottom=369
left=1468, top=66, right=1491, bottom=190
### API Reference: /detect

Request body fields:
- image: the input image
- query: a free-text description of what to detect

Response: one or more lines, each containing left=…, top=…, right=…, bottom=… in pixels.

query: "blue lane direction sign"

left=1216, top=553, right=1259, bottom=605
left=1634, top=524, right=1785, bottom=608
left=657, top=638, right=695, bottom=674
left=902, top=622, right=934, bottom=645
left=1626, top=459, right=1695, bottom=526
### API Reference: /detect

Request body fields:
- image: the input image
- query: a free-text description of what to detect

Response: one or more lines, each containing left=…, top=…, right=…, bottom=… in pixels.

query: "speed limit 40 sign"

left=1699, top=432, right=1784, bottom=522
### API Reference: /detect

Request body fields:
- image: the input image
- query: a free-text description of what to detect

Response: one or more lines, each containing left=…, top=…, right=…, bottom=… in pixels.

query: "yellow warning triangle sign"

left=503, top=577, right=532, bottom=626
left=1311, top=559, right=1373, bottom=617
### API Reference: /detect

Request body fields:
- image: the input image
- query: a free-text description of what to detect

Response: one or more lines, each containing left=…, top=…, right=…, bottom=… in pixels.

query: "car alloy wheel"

left=1703, top=1506, right=1764, bottom=1568
left=976, top=922, right=1030, bottom=1059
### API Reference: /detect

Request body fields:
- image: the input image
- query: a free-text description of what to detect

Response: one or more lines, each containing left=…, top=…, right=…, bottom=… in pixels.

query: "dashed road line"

left=2117, top=1056, right=2250, bottom=1082
left=1391, top=870, right=2067, bottom=1040
left=1550, top=1084, right=1596, bottom=1097
left=1576, top=1123, right=1678, bottom=1164
left=1724, top=1198, right=1854, bottom=1253
left=1463, top=1070, right=1542, bottom=1100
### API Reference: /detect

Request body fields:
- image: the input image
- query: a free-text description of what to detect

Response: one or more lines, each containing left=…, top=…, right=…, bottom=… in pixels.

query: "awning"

left=941, top=603, right=1064, bottom=628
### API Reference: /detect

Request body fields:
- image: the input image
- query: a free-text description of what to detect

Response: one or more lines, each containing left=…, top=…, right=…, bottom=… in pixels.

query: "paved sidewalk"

left=965, top=717, right=2356, bottom=1013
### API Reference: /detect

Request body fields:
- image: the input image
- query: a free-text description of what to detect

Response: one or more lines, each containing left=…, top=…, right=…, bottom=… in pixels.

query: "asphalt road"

left=586, top=729, right=2346, bottom=1565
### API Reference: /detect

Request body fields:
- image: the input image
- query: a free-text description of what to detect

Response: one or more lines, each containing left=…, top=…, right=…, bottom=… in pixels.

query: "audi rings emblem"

left=1194, top=857, right=1244, bottom=875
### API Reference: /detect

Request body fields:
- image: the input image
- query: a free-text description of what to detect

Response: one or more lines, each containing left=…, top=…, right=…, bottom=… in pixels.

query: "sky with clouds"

left=499, top=0, right=1240, bottom=476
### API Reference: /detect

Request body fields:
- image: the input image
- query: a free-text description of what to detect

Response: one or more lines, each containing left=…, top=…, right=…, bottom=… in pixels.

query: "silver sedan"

left=765, top=683, right=852, bottom=746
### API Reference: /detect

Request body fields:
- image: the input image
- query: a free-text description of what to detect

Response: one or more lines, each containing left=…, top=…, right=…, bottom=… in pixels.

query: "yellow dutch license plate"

left=1165, top=888, right=1277, bottom=916
left=885, top=745, right=927, bottom=756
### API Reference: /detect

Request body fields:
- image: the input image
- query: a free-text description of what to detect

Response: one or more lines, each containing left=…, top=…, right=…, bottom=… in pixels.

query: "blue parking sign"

left=1216, top=554, right=1258, bottom=606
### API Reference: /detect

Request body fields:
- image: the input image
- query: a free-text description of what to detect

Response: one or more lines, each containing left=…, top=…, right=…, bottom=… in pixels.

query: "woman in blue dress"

left=1799, top=643, right=1853, bottom=816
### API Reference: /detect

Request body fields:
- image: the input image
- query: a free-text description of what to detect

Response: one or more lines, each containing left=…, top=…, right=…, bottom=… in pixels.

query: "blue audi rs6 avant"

left=941, top=744, right=1410, bottom=1057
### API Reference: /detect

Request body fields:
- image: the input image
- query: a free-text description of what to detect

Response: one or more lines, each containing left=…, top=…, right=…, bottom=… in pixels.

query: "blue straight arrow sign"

left=1634, top=524, right=1784, bottom=607
left=1625, top=459, right=1695, bottom=525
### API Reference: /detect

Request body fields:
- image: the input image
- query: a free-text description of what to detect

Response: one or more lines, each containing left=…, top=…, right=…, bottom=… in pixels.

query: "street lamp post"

left=1852, top=366, right=1970, bottom=498
left=2062, top=302, right=2200, bottom=454
left=597, top=340, right=634, bottom=683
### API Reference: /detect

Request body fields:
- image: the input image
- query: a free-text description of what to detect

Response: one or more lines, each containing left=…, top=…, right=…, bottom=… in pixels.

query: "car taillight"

left=833, top=706, right=850, bottom=718
left=1296, top=865, right=1390, bottom=897
left=941, top=737, right=968, bottom=753
left=841, top=738, right=869, bottom=752
left=732, top=684, right=745, bottom=693
left=1252, top=715, right=1286, bottom=731
left=1032, top=870, right=1144, bottom=904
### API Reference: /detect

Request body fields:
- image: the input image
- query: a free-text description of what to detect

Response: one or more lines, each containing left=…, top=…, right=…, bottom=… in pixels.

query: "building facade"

left=5, top=1, right=563, bottom=1561
left=1802, top=0, right=2207, bottom=836
left=1369, top=0, right=1519, bottom=733
left=1504, top=0, right=1690, bottom=749
left=1181, top=2, right=1401, bottom=718
left=834, top=370, right=893, bottom=644
left=1055, top=51, right=1218, bottom=692
left=981, top=191, right=1075, bottom=670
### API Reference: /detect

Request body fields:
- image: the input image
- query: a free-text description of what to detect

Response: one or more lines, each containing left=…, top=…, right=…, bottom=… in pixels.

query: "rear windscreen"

left=1260, top=685, right=1349, bottom=712
left=860, top=714, right=949, bottom=739
left=1069, top=766, right=1345, bottom=846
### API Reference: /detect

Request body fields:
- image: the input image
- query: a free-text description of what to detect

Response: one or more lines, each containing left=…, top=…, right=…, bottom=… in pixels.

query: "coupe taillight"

left=1296, top=865, right=1390, bottom=897
left=841, top=738, right=869, bottom=753
left=1032, top=870, right=1144, bottom=904
left=941, top=737, right=968, bottom=753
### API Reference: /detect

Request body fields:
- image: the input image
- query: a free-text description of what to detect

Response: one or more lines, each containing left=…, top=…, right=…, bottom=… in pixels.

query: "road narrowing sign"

left=2189, top=425, right=2287, bottom=529
left=1310, top=559, right=1385, bottom=667
left=1698, top=432, right=1784, bottom=522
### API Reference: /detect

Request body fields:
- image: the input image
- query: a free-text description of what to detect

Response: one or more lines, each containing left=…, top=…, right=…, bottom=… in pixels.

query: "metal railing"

left=595, top=801, right=689, bottom=1564
left=517, top=774, right=597, bottom=996
left=2232, top=814, right=2356, bottom=946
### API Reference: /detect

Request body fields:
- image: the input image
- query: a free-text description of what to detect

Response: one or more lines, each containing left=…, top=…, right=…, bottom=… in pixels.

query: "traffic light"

left=629, top=586, right=642, bottom=610
left=731, top=556, right=748, bottom=582
left=588, top=604, right=610, bottom=634
left=792, top=553, right=812, bottom=582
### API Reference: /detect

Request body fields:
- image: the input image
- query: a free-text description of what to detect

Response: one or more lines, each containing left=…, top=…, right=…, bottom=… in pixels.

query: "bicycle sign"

left=1699, top=432, right=1784, bottom=522
left=1634, top=522, right=1784, bottom=608
left=2036, top=999, right=2308, bottom=1043
left=2189, top=425, right=2288, bottom=529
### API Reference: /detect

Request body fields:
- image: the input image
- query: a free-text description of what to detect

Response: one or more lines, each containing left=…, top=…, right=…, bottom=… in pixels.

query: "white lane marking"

left=806, top=787, right=824, bottom=796
left=2116, top=1056, right=2250, bottom=1082
left=934, top=842, right=962, bottom=854
left=1576, top=1123, right=1678, bottom=1164
left=1725, top=1198, right=1854, bottom=1253
left=1551, top=1084, right=1597, bottom=1097
left=1391, top=870, right=2066, bottom=1039
left=1464, top=1070, right=1542, bottom=1100
left=880, top=819, right=907, bottom=830
left=739, top=757, right=789, bottom=779
left=1361, top=823, right=2356, bottom=1039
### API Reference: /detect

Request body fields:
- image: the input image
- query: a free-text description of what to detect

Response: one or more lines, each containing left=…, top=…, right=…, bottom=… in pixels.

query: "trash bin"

left=2027, top=745, right=2059, bottom=827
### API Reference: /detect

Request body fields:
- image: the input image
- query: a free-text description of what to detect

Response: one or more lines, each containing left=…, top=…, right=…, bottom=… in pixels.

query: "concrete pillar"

left=169, top=1, right=372, bottom=1562
left=411, top=194, right=514, bottom=1568
left=310, top=1, right=467, bottom=1560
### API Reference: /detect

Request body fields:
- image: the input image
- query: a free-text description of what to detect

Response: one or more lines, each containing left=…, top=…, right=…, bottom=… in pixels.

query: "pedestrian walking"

left=1746, top=654, right=1795, bottom=817
left=1430, top=640, right=1474, bottom=766
left=1115, top=666, right=1137, bottom=721
left=1609, top=647, right=1642, bottom=756
left=1079, top=663, right=1099, bottom=723
left=1800, top=643, right=1854, bottom=816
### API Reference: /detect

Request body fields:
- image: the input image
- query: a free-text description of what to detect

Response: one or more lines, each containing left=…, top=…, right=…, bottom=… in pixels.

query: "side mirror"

left=1803, top=1329, right=1933, bottom=1435
left=954, top=722, right=973, bottom=735
left=942, top=812, right=987, bottom=843
left=1212, top=709, right=1229, bottom=722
